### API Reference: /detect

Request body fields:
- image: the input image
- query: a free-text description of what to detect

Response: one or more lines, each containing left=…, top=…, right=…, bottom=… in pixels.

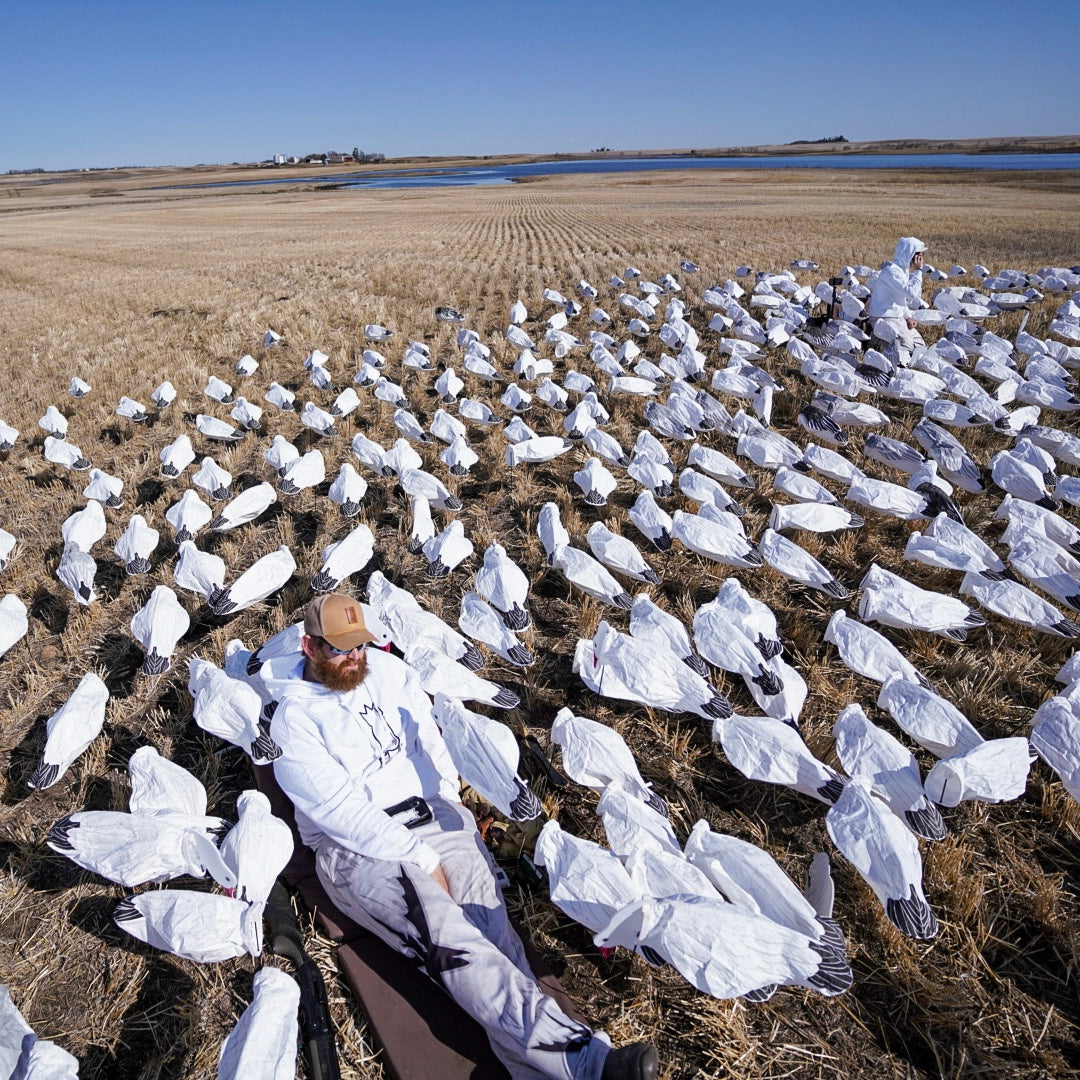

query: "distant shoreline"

left=5, top=135, right=1079, bottom=181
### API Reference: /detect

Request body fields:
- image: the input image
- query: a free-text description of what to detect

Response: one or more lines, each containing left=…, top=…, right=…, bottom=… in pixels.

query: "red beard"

left=310, top=648, right=368, bottom=692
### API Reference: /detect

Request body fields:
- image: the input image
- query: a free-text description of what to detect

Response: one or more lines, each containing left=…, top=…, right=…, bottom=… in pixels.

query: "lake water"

left=187, top=153, right=1080, bottom=191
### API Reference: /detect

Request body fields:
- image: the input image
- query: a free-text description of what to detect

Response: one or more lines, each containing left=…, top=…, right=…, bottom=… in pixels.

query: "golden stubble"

left=0, top=167, right=1078, bottom=1078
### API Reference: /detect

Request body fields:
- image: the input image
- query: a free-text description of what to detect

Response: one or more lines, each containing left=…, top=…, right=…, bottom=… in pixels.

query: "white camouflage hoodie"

left=867, top=236, right=927, bottom=320
left=259, top=644, right=460, bottom=874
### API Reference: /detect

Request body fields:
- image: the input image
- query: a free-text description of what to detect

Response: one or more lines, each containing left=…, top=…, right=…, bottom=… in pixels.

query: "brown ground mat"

left=253, top=764, right=584, bottom=1080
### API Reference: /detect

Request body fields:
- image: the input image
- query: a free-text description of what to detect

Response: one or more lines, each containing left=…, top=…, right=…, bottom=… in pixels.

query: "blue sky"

left=4, top=0, right=1079, bottom=172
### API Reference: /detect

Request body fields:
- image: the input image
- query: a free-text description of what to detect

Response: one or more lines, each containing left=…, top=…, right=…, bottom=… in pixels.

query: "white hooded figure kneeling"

left=867, top=236, right=927, bottom=357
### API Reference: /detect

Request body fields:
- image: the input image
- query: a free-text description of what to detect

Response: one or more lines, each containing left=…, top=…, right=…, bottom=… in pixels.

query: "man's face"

left=304, top=635, right=368, bottom=692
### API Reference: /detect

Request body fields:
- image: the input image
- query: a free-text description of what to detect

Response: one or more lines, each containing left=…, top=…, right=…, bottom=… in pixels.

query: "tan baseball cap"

left=304, top=593, right=377, bottom=650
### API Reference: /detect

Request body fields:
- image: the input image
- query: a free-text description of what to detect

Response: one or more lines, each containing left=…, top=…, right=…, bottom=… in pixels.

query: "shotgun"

left=265, top=881, right=342, bottom=1080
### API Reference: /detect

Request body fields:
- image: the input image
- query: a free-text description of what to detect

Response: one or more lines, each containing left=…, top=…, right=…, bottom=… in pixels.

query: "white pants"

left=316, top=798, right=610, bottom=1080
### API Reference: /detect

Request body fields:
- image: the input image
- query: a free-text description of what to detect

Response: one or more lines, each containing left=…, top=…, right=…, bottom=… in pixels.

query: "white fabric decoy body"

left=826, top=776, right=939, bottom=940
left=56, top=543, right=97, bottom=605
left=113, top=889, right=263, bottom=963
left=629, top=593, right=706, bottom=678
left=679, top=468, right=743, bottom=516
left=209, top=482, right=278, bottom=532
left=62, top=500, right=106, bottom=553
left=923, top=738, right=1033, bottom=807
left=47, top=807, right=235, bottom=889
left=131, top=585, right=190, bottom=675
left=382, top=438, right=422, bottom=479
left=672, top=511, right=762, bottom=569
left=595, top=781, right=680, bottom=860
left=196, top=414, right=246, bottom=443
left=587, top=523, right=660, bottom=585
left=506, top=435, right=575, bottom=467
left=204, top=376, right=234, bottom=404
left=126, top=744, right=226, bottom=837
left=152, top=380, right=177, bottom=407
left=1030, top=696, right=1080, bottom=801
left=83, top=467, right=124, bottom=510
left=0, top=419, right=19, bottom=452
left=188, top=657, right=282, bottom=762
left=960, top=571, right=1079, bottom=638
left=833, top=704, right=946, bottom=841
left=759, top=528, right=847, bottom=598
left=404, top=643, right=520, bottom=709
left=432, top=694, right=541, bottom=821
left=574, top=457, right=618, bottom=506
left=457, top=590, right=534, bottom=667
left=0, top=528, right=15, bottom=573
left=474, top=542, right=531, bottom=630
left=219, top=789, right=293, bottom=903
left=327, top=461, right=368, bottom=517
left=28, top=672, right=110, bottom=789
left=367, top=571, right=483, bottom=669
left=876, top=674, right=983, bottom=759
left=990, top=449, right=1058, bottom=509
left=264, top=435, right=300, bottom=478
left=44, top=434, right=91, bottom=471
left=712, top=712, right=846, bottom=803
left=551, top=706, right=667, bottom=815
left=407, top=494, right=435, bottom=555
left=554, top=545, right=633, bottom=611
left=627, top=454, right=675, bottom=499
left=399, top=467, right=463, bottom=511
left=159, top=434, right=196, bottom=479
left=687, top=444, right=756, bottom=490
left=174, top=541, right=226, bottom=602
left=310, top=524, right=375, bottom=593
left=859, top=564, right=985, bottom=642
left=441, top=434, right=479, bottom=477
left=904, top=513, right=1009, bottom=579
left=824, top=610, right=932, bottom=690
left=299, top=401, right=338, bottom=438
left=534, top=820, right=646, bottom=936
left=683, top=821, right=852, bottom=992
left=166, top=489, right=213, bottom=543
left=537, top=501, right=571, bottom=565
left=39, top=405, right=68, bottom=439
left=422, top=520, right=474, bottom=578
left=770, top=502, right=863, bottom=535
left=217, top=966, right=299, bottom=1080
left=694, top=599, right=784, bottom=698
left=594, top=889, right=847, bottom=1001
left=278, top=450, right=325, bottom=496
left=709, top=577, right=784, bottom=661
left=575, top=621, right=732, bottom=721
left=192, top=456, right=235, bottom=504
left=207, top=545, right=296, bottom=617
left=772, top=465, right=838, bottom=506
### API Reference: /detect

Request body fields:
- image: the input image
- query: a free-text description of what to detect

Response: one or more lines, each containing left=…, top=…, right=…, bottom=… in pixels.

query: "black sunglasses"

left=316, top=636, right=367, bottom=656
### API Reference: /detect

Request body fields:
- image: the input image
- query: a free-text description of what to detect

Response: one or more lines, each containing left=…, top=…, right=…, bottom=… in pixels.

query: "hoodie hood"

left=892, top=236, right=926, bottom=269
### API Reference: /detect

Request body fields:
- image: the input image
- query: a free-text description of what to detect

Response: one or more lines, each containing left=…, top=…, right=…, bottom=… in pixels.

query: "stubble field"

left=0, top=165, right=1079, bottom=1079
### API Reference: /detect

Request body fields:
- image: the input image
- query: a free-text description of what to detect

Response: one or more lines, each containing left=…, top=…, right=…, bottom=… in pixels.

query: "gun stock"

left=266, top=881, right=342, bottom=1080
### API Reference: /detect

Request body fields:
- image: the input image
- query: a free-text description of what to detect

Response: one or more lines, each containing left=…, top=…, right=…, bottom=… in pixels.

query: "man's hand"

left=431, top=864, right=451, bottom=894
left=907, top=317, right=918, bottom=330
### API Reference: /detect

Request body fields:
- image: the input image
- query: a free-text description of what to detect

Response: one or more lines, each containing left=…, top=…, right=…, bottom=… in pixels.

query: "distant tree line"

left=787, top=136, right=848, bottom=145
left=6, top=167, right=45, bottom=175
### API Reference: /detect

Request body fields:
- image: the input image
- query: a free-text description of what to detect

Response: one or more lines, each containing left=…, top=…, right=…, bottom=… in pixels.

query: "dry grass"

left=0, top=167, right=1078, bottom=1079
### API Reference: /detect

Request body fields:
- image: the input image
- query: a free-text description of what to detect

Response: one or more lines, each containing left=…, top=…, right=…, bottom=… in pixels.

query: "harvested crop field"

left=1, top=166, right=1079, bottom=1079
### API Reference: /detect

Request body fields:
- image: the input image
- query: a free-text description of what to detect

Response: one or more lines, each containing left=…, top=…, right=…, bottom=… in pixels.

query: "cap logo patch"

left=345, top=605, right=359, bottom=624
